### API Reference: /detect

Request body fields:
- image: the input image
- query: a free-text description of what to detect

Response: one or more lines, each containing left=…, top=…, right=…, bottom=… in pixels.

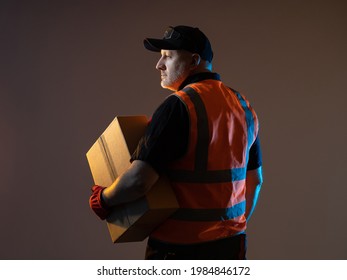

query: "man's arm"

left=245, top=166, right=263, bottom=222
left=102, top=160, right=159, bottom=207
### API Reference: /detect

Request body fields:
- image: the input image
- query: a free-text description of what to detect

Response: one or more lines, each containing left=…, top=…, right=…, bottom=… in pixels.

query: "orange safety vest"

left=150, top=79, right=259, bottom=244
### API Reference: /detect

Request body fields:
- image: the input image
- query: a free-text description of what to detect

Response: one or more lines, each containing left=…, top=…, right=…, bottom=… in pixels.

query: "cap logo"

left=163, top=27, right=181, bottom=40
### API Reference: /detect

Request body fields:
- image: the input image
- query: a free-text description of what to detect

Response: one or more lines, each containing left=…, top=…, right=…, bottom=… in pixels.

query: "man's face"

left=156, top=49, right=192, bottom=91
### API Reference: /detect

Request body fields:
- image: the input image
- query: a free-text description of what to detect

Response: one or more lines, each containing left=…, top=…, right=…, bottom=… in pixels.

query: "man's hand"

left=89, top=160, right=159, bottom=221
left=89, top=185, right=111, bottom=220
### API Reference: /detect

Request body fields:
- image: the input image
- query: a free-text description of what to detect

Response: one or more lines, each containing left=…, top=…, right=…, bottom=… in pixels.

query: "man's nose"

left=156, top=58, right=165, bottom=71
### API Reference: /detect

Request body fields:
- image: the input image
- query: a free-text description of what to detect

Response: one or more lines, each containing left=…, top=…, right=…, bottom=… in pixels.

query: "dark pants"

left=145, top=234, right=247, bottom=260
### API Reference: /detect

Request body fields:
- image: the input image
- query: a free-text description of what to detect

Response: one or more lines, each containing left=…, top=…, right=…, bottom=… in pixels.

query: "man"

left=89, top=25, right=263, bottom=260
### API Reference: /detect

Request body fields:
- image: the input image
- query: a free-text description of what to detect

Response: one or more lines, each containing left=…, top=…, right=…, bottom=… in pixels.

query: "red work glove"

left=89, top=185, right=111, bottom=220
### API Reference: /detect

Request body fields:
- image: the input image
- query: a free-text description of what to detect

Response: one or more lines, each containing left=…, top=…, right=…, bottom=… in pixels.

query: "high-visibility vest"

left=150, top=79, right=259, bottom=244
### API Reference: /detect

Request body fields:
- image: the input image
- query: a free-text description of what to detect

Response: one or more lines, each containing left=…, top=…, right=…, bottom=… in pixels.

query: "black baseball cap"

left=144, top=25, right=213, bottom=62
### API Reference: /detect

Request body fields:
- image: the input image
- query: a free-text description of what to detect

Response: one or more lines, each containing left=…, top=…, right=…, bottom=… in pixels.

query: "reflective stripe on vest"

left=232, top=88, right=255, bottom=166
left=150, top=81, right=258, bottom=244
left=171, top=200, right=246, bottom=221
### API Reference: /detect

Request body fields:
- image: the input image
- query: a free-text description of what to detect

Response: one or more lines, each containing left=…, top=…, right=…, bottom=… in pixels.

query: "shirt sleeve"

left=247, top=135, right=263, bottom=170
left=131, top=95, right=189, bottom=174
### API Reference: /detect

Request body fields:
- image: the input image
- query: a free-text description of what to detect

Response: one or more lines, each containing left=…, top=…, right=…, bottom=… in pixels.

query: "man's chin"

left=161, top=82, right=177, bottom=91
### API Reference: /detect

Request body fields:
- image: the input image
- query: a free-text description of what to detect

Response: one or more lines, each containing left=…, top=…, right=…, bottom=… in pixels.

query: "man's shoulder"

left=152, top=94, right=187, bottom=121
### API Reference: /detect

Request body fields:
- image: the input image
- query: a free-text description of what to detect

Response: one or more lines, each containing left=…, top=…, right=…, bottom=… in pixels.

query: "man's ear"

left=191, top=54, right=201, bottom=68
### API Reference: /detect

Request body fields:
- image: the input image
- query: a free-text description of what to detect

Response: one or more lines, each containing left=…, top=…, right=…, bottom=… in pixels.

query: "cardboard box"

left=86, top=116, right=178, bottom=243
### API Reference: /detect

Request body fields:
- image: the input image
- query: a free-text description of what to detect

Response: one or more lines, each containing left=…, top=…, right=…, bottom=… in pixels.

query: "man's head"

left=144, top=26, right=213, bottom=91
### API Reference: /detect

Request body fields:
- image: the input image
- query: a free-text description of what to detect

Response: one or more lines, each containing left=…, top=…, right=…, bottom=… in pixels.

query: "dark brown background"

left=1, top=0, right=346, bottom=259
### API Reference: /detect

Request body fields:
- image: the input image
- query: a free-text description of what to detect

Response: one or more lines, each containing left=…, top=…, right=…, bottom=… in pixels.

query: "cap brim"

left=144, top=38, right=180, bottom=52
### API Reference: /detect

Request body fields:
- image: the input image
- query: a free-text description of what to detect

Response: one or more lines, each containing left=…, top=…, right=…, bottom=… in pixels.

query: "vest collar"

left=178, top=72, right=221, bottom=91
